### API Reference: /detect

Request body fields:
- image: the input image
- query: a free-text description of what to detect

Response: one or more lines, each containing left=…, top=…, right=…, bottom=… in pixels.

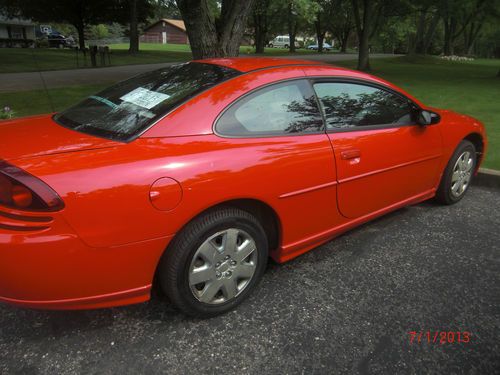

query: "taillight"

left=0, top=161, right=64, bottom=212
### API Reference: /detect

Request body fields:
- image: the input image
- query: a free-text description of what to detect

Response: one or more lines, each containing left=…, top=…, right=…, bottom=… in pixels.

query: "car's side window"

left=216, top=80, right=324, bottom=137
left=313, top=82, right=415, bottom=130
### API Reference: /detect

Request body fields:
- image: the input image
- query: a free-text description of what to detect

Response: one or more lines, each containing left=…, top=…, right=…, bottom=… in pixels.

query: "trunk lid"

left=0, top=114, right=119, bottom=161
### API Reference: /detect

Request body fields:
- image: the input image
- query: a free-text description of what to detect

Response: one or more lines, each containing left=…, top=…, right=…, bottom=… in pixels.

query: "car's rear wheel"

left=435, top=140, right=476, bottom=205
left=159, top=207, right=268, bottom=317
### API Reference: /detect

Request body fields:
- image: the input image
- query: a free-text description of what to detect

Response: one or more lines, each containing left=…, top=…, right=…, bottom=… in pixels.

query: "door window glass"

left=314, top=82, right=415, bottom=130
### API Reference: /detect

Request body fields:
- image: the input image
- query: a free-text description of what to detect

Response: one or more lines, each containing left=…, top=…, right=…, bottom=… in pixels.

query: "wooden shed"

left=141, top=19, right=188, bottom=45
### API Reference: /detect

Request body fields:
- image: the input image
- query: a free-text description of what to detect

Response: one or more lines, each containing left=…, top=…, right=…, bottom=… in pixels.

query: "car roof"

left=196, top=57, right=327, bottom=73
left=193, top=57, right=424, bottom=109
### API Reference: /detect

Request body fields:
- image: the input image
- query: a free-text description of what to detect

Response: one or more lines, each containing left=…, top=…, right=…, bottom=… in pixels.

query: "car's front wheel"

left=159, top=207, right=268, bottom=317
left=435, top=140, right=477, bottom=204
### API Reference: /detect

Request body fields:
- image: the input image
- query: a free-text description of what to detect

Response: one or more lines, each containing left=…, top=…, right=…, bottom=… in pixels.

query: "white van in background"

left=268, top=35, right=299, bottom=48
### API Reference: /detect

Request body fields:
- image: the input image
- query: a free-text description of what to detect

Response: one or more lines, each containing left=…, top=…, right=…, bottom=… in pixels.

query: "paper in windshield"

left=120, top=87, right=170, bottom=109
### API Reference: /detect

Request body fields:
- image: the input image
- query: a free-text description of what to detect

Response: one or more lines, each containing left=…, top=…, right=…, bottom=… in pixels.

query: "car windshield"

left=54, top=62, right=241, bottom=142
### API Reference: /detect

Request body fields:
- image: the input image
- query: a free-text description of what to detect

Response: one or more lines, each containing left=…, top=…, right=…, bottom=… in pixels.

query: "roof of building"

left=0, top=15, right=35, bottom=26
left=144, top=19, right=186, bottom=32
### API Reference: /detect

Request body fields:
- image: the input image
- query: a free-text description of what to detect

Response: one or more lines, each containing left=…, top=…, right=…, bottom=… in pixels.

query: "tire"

left=159, top=207, right=268, bottom=317
left=269, top=43, right=273, bottom=48
left=284, top=44, right=289, bottom=49
left=435, top=140, right=476, bottom=205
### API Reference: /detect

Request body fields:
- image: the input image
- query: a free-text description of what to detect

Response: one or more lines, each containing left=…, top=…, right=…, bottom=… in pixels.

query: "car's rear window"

left=54, top=62, right=241, bottom=142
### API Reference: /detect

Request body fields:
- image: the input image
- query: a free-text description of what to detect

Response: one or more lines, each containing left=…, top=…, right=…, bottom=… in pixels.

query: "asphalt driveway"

left=0, top=184, right=499, bottom=374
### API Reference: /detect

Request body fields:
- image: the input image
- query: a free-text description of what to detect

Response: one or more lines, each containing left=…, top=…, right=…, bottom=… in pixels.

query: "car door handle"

left=340, top=149, right=361, bottom=160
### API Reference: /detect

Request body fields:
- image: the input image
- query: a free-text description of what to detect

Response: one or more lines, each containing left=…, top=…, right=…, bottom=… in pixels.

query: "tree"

left=351, top=0, right=382, bottom=70
left=329, top=0, right=353, bottom=53
left=252, top=0, right=272, bottom=54
left=313, top=0, right=333, bottom=53
left=0, top=0, right=117, bottom=49
left=129, top=0, right=139, bottom=53
left=89, top=24, right=110, bottom=40
left=278, top=0, right=316, bottom=53
left=249, top=0, right=288, bottom=53
left=440, top=0, right=489, bottom=55
left=176, top=0, right=256, bottom=59
left=411, top=1, right=441, bottom=55
left=351, top=0, right=408, bottom=70
left=151, top=0, right=182, bottom=20
left=114, top=0, right=154, bottom=54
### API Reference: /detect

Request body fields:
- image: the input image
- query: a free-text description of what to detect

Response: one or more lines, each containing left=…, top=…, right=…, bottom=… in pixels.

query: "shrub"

left=0, top=106, right=15, bottom=120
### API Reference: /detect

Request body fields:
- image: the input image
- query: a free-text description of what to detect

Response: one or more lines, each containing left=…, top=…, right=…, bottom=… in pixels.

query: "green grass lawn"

left=0, top=43, right=322, bottom=73
left=108, top=43, right=323, bottom=56
left=1, top=55, right=498, bottom=169
left=333, top=56, right=500, bottom=169
left=0, top=46, right=192, bottom=73
left=0, top=84, right=107, bottom=117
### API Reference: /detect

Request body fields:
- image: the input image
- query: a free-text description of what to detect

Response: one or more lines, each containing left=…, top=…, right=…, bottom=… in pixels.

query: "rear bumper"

left=0, top=207, right=172, bottom=310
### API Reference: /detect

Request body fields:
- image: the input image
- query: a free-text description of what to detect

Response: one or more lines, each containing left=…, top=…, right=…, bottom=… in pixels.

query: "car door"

left=214, top=78, right=342, bottom=251
left=312, top=80, right=443, bottom=219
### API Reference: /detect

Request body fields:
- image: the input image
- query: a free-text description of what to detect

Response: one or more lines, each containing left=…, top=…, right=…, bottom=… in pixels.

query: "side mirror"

left=417, top=110, right=441, bottom=126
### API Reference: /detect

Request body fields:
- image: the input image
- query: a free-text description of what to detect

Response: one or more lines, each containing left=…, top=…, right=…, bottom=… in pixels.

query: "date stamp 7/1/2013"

left=408, top=331, right=472, bottom=345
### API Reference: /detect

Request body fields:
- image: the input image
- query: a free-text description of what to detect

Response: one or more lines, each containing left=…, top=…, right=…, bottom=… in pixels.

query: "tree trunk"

left=177, top=0, right=255, bottom=59
left=339, top=29, right=350, bottom=53
left=75, top=21, right=85, bottom=50
left=253, top=13, right=266, bottom=54
left=358, top=30, right=370, bottom=71
left=497, top=69, right=500, bottom=77
left=315, top=14, right=324, bottom=53
left=340, top=39, right=347, bottom=53
left=287, top=3, right=297, bottom=53
left=129, top=0, right=139, bottom=54
left=465, top=20, right=483, bottom=56
left=414, top=8, right=427, bottom=54
left=352, top=0, right=372, bottom=71
left=317, top=34, right=324, bottom=53
left=443, top=15, right=458, bottom=55
left=422, top=12, right=440, bottom=54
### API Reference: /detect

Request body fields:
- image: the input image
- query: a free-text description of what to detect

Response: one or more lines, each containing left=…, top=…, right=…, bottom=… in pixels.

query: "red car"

left=0, top=58, right=487, bottom=317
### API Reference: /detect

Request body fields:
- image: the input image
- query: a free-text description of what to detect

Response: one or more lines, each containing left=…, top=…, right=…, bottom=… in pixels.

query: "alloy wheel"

left=450, top=151, right=474, bottom=198
left=188, top=228, right=258, bottom=305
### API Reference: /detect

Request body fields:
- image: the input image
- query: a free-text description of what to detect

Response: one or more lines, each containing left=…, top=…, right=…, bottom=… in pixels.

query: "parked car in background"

left=47, top=33, right=74, bottom=48
left=268, top=35, right=299, bottom=49
left=0, top=58, right=487, bottom=318
left=308, top=42, right=332, bottom=51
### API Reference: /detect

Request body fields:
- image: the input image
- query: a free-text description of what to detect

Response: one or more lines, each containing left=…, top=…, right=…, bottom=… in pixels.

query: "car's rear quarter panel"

left=12, top=66, right=345, bottom=259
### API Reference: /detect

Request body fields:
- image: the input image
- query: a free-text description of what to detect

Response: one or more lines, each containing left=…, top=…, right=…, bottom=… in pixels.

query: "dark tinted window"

left=314, top=82, right=415, bottom=130
left=216, top=80, right=323, bottom=136
left=54, top=62, right=240, bottom=141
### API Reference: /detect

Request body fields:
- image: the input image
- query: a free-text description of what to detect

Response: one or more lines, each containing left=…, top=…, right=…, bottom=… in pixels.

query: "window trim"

left=309, top=77, right=423, bottom=133
left=213, top=78, right=326, bottom=139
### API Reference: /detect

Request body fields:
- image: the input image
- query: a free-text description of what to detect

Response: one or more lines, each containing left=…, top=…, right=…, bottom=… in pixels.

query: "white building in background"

left=0, top=15, right=36, bottom=48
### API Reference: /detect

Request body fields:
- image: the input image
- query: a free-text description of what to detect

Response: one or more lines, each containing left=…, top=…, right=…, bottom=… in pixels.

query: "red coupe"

left=0, top=58, right=487, bottom=317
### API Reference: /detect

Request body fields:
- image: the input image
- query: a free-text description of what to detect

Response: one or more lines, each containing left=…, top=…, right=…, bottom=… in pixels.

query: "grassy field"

left=0, top=55, right=498, bottom=169
left=0, top=46, right=191, bottom=73
left=109, top=43, right=323, bottom=55
left=0, top=44, right=321, bottom=73
left=334, top=56, right=500, bottom=169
